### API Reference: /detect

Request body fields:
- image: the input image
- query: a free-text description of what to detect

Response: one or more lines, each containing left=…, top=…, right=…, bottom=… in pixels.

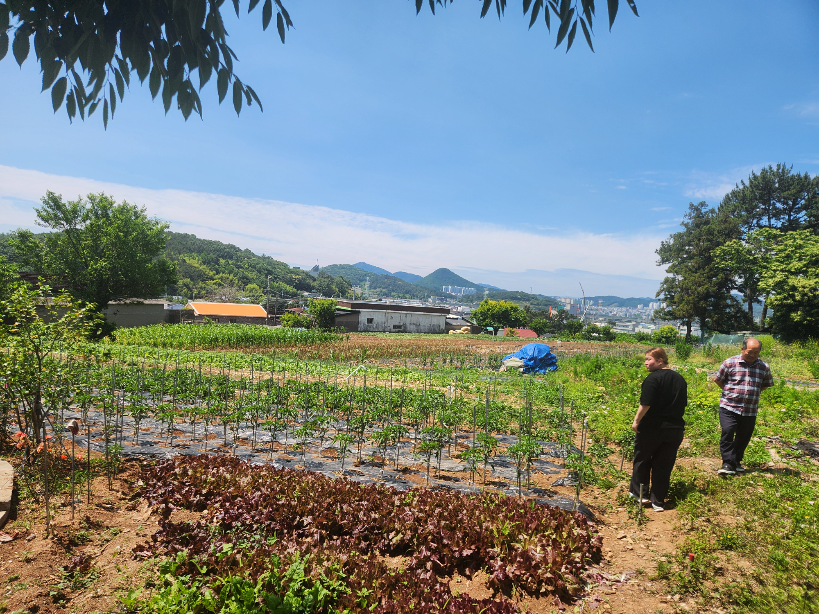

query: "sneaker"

left=717, top=463, right=736, bottom=475
left=735, top=464, right=746, bottom=473
left=652, top=503, right=665, bottom=512
left=629, top=492, right=651, bottom=504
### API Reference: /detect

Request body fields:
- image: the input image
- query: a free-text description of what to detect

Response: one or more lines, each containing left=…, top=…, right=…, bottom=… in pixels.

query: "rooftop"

left=187, top=302, right=268, bottom=318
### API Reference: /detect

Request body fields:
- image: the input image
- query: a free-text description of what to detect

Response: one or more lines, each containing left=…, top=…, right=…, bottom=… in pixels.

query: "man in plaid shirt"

left=713, top=338, right=774, bottom=475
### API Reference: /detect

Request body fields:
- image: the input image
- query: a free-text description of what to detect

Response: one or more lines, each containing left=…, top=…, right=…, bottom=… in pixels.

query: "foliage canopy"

left=0, top=0, right=637, bottom=126
left=11, top=191, right=177, bottom=313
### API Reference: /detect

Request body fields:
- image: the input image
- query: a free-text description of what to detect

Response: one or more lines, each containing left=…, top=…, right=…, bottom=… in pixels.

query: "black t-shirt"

left=639, top=368, right=687, bottom=429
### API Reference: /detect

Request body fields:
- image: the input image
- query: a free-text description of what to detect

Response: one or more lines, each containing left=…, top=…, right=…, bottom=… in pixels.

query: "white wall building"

left=335, top=301, right=449, bottom=333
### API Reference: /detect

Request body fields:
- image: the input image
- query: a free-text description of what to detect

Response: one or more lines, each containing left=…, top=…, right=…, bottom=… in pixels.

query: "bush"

left=280, top=312, right=312, bottom=329
left=675, top=340, right=693, bottom=361
left=653, top=325, right=680, bottom=345
left=308, top=298, right=337, bottom=331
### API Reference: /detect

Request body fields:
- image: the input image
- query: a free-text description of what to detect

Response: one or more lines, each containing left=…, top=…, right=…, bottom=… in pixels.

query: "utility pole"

left=266, top=275, right=271, bottom=324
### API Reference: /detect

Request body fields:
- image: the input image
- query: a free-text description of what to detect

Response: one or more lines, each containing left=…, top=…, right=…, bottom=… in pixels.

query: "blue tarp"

left=502, top=343, right=558, bottom=374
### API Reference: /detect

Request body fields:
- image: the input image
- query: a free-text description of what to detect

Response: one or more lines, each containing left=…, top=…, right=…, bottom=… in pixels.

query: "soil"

left=1, top=449, right=705, bottom=614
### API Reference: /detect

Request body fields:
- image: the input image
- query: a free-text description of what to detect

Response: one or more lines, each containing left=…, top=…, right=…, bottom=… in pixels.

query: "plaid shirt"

left=715, top=354, right=773, bottom=417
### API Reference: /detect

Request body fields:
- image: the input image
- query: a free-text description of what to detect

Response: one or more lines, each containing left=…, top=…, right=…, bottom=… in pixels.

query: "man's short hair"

left=742, top=337, right=761, bottom=350
left=645, top=347, right=669, bottom=364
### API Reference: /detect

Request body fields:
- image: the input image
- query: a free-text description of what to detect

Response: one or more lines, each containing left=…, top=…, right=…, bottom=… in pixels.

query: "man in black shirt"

left=629, top=347, right=687, bottom=511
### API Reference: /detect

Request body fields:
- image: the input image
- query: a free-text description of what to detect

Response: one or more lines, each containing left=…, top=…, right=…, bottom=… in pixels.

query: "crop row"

left=112, top=323, right=343, bottom=349
left=133, top=455, right=601, bottom=612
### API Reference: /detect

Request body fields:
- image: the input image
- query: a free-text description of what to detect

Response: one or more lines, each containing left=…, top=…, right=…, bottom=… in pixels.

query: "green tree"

left=0, top=0, right=636, bottom=126
left=280, top=311, right=311, bottom=329
left=471, top=299, right=528, bottom=330
left=11, top=192, right=177, bottom=315
left=655, top=202, right=745, bottom=340
left=746, top=229, right=819, bottom=340
left=308, top=298, right=337, bottom=331
left=0, top=283, right=97, bottom=444
left=718, top=165, right=819, bottom=323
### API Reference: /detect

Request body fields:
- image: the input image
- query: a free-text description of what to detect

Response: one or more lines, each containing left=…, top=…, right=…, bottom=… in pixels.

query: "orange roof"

left=187, top=302, right=268, bottom=318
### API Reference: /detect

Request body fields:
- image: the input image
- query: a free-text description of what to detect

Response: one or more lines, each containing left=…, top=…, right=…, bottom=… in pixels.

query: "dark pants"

left=719, top=408, right=757, bottom=467
left=629, top=426, right=684, bottom=506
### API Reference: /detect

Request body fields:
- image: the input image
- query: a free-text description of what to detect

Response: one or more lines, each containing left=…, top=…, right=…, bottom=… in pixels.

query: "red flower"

left=60, top=455, right=68, bottom=460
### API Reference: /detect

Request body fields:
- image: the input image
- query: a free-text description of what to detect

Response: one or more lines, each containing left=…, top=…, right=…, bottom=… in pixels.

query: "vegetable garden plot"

left=36, top=355, right=594, bottom=514
left=132, top=455, right=601, bottom=613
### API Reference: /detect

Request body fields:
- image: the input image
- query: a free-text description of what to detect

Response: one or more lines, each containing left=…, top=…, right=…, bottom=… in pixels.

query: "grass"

left=657, top=463, right=819, bottom=613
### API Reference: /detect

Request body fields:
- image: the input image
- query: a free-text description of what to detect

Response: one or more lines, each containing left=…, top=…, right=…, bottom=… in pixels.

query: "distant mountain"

left=321, top=264, right=431, bottom=299
left=393, top=271, right=423, bottom=284
left=416, top=268, right=480, bottom=292
left=477, top=282, right=505, bottom=291
left=353, top=262, right=393, bottom=276
left=586, top=296, right=656, bottom=308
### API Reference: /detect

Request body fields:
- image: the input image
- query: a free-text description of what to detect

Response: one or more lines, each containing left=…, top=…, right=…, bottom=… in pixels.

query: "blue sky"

left=1, top=1, right=817, bottom=296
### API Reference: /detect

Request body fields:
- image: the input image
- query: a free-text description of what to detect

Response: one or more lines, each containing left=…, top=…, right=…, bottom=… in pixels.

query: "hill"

left=461, top=290, right=560, bottom=311
left=392, top=271, right=423, bottom=284
left=416, top=268, right=480, bottom=292
left=352, top=262, right=393, bottom=276
left=164, top=232, right=323, bottom=300
left=320, top=264, right=432, bottom=299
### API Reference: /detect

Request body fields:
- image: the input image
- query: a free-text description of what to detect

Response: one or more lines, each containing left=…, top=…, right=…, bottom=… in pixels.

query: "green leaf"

left=273, top=0, right=293, bottom=26
left=262, top=0, right=273, bottom=30
left=607, top=0, right=618, bottom=30
left=117, top=57, right=131, bottom=87
left=41, top=59, right=63, bottom=91
left=276, top=12, right=285, bottom=43
left=109, top=83, right=117, bottom=116
left=0, top=32, right=8, bottom=62
left=415, top=0, right=423, bottom=14
left=51, top=77, right=67, bottom=112
left=190, top=0, right=207, bottom=31
left=523, top=0, right=533, bottom=13
left=74, top=86, right=85, bottom=119
left=232, top=80, right=242, bottom=116
left=555, top=7, right=574, bottom=47
left=579, top=16, right=594, bottom=51
left=103, top=98, right=109, bottom=130
left=149, top=67, right=161, bottom=99
left=115, top=68, right=125, bottom=99
left=428, top=0, right=435, bottom=16
left=480, top=0, right=492, bottom=18
left=13, top=25, right=30, bottom=66
left=162, top=80, right=172, bottom=113
left=66, top=90, right=76, bottom=120
left=626, top=0, right=639, bottom=17
left=246, top=84, right=263, bottom=112
left=248, top=0, right=261, bottom=13
left=217, top=68, right=229, bottom=103
left=566, top=18, right=577, bottom=52
left=528, top=0, right=542, bottom=29
left=198, top=55, right=212, bottom=89
left=0, top=4, right=9, bottom=30
left=232, top=0, right=240, bottom=17
left=559, top=0, right=570, bottom=20
left=88, top=99, right=99, bottom=116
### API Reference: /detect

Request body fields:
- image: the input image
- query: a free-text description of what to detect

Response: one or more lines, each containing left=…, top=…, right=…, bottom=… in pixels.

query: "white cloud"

left=784, top=102, right=819, bottom=118
left=651, top=206, right=672, bottom=211
left=0, top=165, right=667, bottom=295
left=615, top=185, right=627, bottom=190
left=683, top=164, right=767, bottom=203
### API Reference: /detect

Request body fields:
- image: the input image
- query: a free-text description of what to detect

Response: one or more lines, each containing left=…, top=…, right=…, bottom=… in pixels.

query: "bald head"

left=741, top=337, right=762, bottom=363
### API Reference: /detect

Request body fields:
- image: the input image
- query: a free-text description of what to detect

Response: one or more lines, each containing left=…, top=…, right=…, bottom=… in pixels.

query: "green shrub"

left=653, top=325, right=680, bottom=345
left=675, top=340, right=693, bottom=361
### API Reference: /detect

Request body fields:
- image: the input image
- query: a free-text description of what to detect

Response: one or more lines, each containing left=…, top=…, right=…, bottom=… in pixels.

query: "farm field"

left=2, top=332, right=818, bottom=614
